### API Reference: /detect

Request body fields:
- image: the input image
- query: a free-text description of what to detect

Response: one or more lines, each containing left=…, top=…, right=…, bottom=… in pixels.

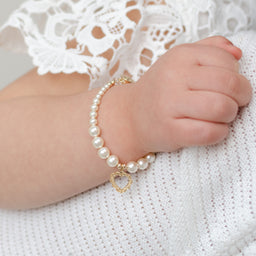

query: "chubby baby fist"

left=131, top=36, right=252, bottom=153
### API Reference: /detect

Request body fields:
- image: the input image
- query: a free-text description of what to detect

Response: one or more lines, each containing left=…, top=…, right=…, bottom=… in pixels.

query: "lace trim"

left=0, top=0, right=255, bottom=90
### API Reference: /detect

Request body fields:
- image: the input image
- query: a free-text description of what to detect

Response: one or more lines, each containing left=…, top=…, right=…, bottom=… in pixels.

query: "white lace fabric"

left=0, top=0, right=255, bottom=90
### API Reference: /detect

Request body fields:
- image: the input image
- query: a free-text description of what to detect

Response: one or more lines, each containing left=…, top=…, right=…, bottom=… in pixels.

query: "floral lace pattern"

left=0, top=0, right=255, bottom=90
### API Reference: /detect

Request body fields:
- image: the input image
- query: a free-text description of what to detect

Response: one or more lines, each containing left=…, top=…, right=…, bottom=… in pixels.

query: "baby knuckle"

left=198, top=124, right=229, bottom=145
left=172, top=44, right=191, bottom=55
left=226, top=101, right=239, bottom=122
left=226, top=73, right=240, bottom=94
left=211, top=35, right=230, bottom=44
left=212, top=97, right=229, bottom=117
left=197, top=125, right=217, bottom=144
left=212, top=97, right=238, bottom=122
left=241, top=76, right=253, bottom=104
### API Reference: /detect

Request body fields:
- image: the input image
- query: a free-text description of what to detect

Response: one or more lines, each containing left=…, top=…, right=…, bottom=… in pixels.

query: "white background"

left=0, top=1, right=33, bottom=90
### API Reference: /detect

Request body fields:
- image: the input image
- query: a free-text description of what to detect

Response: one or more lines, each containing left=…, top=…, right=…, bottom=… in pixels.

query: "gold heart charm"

left=110, top=171, right=133, bottom=193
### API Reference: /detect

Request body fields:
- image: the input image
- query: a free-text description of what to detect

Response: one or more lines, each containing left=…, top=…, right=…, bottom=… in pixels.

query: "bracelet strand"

left=88, top=76, right=156, bottom=193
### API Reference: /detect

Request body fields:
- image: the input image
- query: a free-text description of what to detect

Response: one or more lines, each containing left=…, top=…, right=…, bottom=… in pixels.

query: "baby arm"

left=0, top=76, right=144, bottom=210
left=0, top=36, right=251, bottom=210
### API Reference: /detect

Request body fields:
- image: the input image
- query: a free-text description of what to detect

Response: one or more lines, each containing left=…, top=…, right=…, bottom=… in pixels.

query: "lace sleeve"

left=0, top=0, right=255, bottom=90
left=0, top=0, right=184, bottom=90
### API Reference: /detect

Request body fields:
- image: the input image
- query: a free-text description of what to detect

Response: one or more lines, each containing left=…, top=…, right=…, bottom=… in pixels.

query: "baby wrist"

left=88, top=76, right=156, bottom=193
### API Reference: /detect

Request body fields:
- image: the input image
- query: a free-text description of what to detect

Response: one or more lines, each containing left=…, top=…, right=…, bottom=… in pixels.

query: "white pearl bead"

left=107, top=155, right=119, bottom=167
left=88, top=126, right=100, bottom=137
left=92, top=137, right=104, bottom=149
left=89, top=118, right=97, bottom=125
left=126, top=161, right=138, bottom=173
left=96, top=94, right=101, bottom=99
left=98, top=90, right=104, bottom=96
left=104, top=84, right=110, bottom=89
left=145, top=153, right=156, bottom=163
left=98, top=147, right=110, bottom=159
left=137, top=158, right=148, bottom=170
left=91, top=104, right=98, bottom=111
left=93, top=98, right=100, bottom=104
left=90, top=111, right=97, bottom=118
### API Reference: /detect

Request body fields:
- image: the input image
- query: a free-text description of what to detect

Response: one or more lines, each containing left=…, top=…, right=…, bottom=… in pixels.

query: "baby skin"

left=0, top=36, right=252, bottom=209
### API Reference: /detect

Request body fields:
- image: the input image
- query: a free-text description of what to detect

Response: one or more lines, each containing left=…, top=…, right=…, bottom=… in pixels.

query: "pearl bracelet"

left=88, top=76, right=156, bottom=193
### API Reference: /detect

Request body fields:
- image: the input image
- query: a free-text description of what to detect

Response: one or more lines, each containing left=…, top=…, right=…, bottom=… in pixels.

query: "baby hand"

left=131, top=36, right=252, bottom=153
